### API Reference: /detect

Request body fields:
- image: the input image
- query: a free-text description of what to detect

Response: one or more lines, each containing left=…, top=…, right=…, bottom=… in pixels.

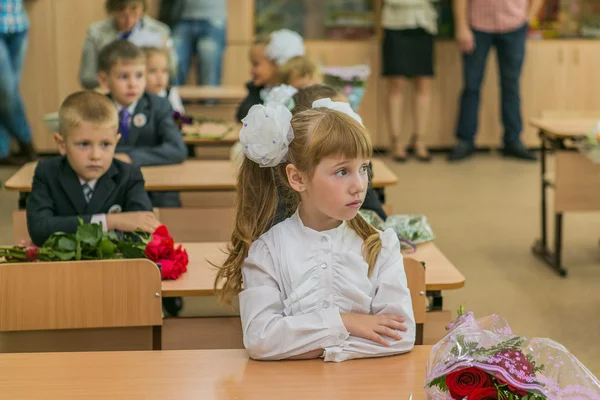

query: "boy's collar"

left=113, top=99, right=139, bottom=115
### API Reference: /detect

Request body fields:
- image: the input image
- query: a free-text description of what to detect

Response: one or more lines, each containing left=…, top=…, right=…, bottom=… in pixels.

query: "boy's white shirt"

left=157, top=87, right=185, bottom=114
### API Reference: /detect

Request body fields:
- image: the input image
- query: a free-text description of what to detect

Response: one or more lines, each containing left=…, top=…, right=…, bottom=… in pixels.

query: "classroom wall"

left=20, top=0, right=600, bottom=153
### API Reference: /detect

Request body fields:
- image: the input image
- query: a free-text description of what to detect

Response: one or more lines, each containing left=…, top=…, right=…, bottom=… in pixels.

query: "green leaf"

left=427, top=375, right=448, bottom=391
left=120, top=243, right=145, bottom=259
left=52, top=250, right=76, bottom=261
left=107, top=230, right=119, bottom=242
left=57, top=236, right=77, bottom=252
left=97, top=238, right=116, bottom=258
left=76, top=241, right=82, bottom=261
left=76, top=223, right=103, bottom=247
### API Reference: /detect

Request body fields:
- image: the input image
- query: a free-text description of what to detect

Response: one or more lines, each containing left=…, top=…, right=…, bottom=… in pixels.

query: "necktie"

left=119, top=108, right=130, bottom=142
left=82, top=183, right=93, bottom=203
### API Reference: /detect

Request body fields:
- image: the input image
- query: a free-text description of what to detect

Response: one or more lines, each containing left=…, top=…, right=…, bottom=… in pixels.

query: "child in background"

left=279, top=55, right=321, bottom=88
left=27, top=91, right=158, bottom=246
left=216, top=100, right=415, bottom=362
left=236, top=29, right=305, bottom=122
left=143, top=47, right=185, bottom=114
left=97, top=39, right=186, bottom=208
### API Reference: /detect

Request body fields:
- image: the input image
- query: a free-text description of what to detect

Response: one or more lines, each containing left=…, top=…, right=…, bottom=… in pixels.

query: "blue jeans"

left=0, top=29, right=32, bottom=158
left=172, top=19, right=226, bottom=86
left=455, top=24, right=527, bottom=147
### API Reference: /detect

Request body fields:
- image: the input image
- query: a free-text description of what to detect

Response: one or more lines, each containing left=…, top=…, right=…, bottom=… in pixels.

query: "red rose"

left=153, top=225, right=170, bottom=239
left=159, top=259, right=177, bottom=280
left=25, top=246, right=39, bottom=261
left=446, top=367, right=493, bottom=400
left=159, top=245, right=174, bottom=260
left=145, top=241, right=161, bottom=261
left=467, top=387, right=498, bottom=400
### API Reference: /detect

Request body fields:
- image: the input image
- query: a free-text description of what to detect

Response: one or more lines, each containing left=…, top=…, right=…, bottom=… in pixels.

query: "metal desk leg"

left=553, top=213, right=567, bottom=276
left=531, top=130, right=568, bottom=277
left=186, top=143, right=196, bottom=158
left=18, top=192, right=28, bottom=210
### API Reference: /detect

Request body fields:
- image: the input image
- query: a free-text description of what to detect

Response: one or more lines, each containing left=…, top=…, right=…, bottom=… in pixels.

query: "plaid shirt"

left=0, top=0, right=29, bottom=34
left=470, top=0, right=528, bottom=33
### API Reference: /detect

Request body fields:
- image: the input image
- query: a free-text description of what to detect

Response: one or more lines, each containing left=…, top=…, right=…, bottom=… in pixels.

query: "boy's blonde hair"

left=58, top=91, right=118, bottom=137
left=98, top=39, right=146, bottom=73
left=279, top=55, right=318, bottom=85
left=215, top=108, right=381, bottom=305
left=142, top=46, right=169, bottom=61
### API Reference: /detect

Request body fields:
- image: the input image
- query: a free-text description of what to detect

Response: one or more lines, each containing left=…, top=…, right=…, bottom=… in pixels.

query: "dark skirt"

left=382, top=28, right=434, bottom=77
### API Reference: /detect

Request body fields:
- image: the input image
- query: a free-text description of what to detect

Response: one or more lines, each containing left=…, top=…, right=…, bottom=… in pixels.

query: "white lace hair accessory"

left=261, top=84, right=298, bottom=110
left=312, top=98, right=364, bottom=125
left=240, top=103, right=294, bottom=167
left=265, top=29, right=305, bottom=66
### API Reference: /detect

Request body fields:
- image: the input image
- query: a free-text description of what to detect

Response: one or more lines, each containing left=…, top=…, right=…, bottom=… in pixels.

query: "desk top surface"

left=177, top=85, right=247, bottom=101
left=529, top=118, right=598, bottom=138
left=5, top=159, right=397, bottom=193
left=0, top=347, right=432, bottom=399
left=161, top=241, right=465, bottom=297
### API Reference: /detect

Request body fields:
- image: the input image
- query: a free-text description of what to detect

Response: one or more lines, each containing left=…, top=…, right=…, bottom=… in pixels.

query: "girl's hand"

left=340, top=313, right=407, bottom=347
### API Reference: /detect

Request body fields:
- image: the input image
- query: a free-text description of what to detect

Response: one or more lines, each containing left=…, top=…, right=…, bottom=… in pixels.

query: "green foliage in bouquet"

left=0, top=219, right=151, bottom=262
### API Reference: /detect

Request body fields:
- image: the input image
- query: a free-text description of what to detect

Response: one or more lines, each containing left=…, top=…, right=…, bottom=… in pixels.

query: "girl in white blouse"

left=215, top=98, right=416, bottom=362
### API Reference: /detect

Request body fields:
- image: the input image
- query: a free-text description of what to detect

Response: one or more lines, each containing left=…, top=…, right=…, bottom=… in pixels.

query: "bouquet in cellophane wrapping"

left=425, top=311, right=600, bottom=399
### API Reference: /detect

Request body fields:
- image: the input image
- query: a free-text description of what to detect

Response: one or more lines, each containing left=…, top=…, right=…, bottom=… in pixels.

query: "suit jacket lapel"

left=58, top=159, right=87, bottom=215
left=86, top=162, right=118, bottom=214
left=127, top=93, right=149, bottom=145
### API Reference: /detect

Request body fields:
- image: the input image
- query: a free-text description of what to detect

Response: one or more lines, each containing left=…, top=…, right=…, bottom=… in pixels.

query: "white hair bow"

left=265, top=29, right=305, bottom=66
left=261, top=84, right=298, bottom=110
left=312, top=98, right=363, bottom=125
left=240, top=103, right=294, bottom=167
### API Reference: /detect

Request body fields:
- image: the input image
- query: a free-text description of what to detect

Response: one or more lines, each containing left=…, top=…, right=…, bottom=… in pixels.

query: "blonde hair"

left=58, top=91, right=118, bottom=137
left=142, top=46, right=169, bottom=61
left=279, top=56, right=318, bottom=85
left=215, top=108, right=382, bottom=305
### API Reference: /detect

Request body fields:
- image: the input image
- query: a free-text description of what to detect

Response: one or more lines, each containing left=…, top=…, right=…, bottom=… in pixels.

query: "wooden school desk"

left=4, top=159, right=398, bottom=208
left=529, top=118, right=600, bottom=276
left=182, top=122, right=240, bottom=158
left=162, top=242, right=465, bottom=305
left=0, top=346, right=432, bottom=399
left=177, top=85, right=247, bottom=102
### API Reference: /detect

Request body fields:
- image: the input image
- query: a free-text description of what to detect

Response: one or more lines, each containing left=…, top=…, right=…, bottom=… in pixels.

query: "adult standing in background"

left=448, top=0, right=543, bottom=162
left=80, top=0, right=177, bottom=90
left=0, top=0, right=37, bottom=165
left=382, top=0, right=437, bottom=162
left=159, top=0, right=227, bottom=86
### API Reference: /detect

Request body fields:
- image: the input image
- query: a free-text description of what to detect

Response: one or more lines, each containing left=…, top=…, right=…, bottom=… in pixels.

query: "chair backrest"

left=404, top=257, right=426, bottom=325
left=12, top=210, right=29, bottom=245
left=155, top=207, right=235, bottom=242
left=542, top=109, right=600, bottom=119
left=0, top=259, right=162, bottom=352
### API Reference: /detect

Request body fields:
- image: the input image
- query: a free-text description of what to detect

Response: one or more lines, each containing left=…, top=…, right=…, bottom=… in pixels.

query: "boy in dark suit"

left=97, top=39, right=187, bottom=207
left=26, top=90, right=160, bottom=247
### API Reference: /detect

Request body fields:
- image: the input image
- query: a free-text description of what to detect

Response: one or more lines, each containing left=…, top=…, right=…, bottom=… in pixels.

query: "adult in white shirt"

left=214, top=99, right=416, bottom=362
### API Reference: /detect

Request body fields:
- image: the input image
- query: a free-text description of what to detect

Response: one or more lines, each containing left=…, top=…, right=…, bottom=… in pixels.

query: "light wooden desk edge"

left=529, top=118, right=597, bottom=139
left=0, top=346, right=432, bottom=399
left=4, top=159, right=397, bottom=193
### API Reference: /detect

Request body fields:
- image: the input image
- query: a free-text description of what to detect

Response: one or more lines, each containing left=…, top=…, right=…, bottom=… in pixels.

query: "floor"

left=1, top=152, right=599, bottom=376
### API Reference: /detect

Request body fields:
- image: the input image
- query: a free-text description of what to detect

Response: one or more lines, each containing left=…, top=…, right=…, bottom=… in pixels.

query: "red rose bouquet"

left=425, top=310, right=600, bottom=399
left=0, top=222, right=188, bottom=281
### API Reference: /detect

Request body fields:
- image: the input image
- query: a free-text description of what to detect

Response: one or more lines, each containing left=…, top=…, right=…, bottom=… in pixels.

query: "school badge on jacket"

left=133, top=113, right=147, bottom=128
